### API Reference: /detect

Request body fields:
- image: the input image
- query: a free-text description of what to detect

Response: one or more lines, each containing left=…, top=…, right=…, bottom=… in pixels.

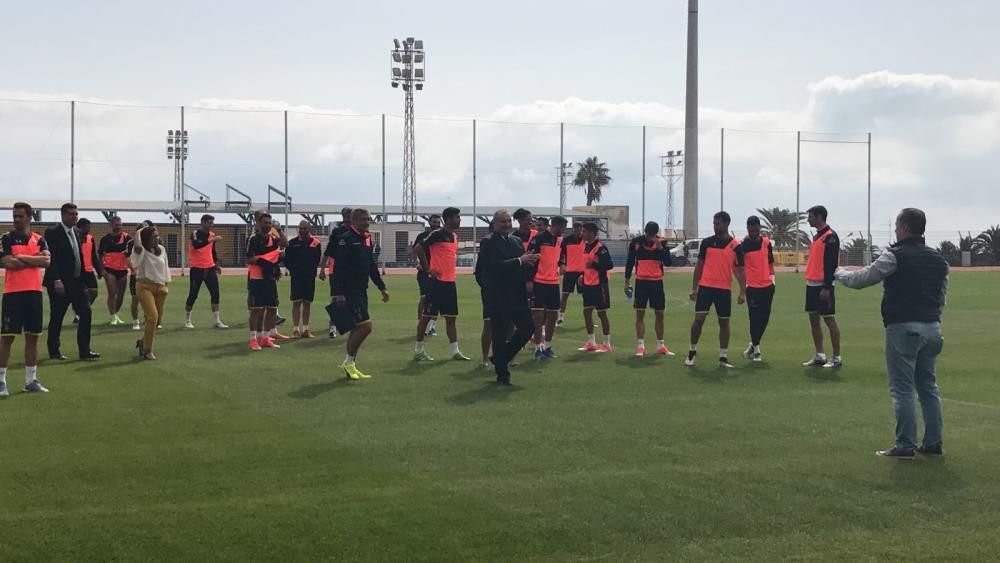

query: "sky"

left=2, top=0, right=999, bottom=242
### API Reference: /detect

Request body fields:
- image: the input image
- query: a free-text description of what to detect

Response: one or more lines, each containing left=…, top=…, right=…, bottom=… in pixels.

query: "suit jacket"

left=479, top=231, right=530, bottom=307
left=44, top=223, right=85, bottom=286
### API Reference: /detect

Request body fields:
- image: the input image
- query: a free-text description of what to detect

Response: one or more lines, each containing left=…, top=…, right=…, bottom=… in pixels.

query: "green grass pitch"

left=1, top=272, right=998, bottom=561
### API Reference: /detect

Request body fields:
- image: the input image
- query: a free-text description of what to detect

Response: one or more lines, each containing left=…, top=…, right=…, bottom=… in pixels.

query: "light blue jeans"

left=885, top=322, right=944, bottom=450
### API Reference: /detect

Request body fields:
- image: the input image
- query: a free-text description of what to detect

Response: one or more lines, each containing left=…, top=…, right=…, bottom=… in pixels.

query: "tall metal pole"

left=641, top=125, right=646, bottom=226
left=559, top=122, right=565, bottom=216
left=70, top=101, right=76, bottom=203
left=683, top=0, right=699, bottom=238
left=720, top=127, right=725, bottom=211
left=866, top=132, right=872, bottom=265
left=381, top=114, right=387, bottom=269
left=472, top=119, right=478, bottom=261
left=180, top=106, right=187, bottom=275
left=283, top=110, right=289, bottom=230
left=795, top=130, right=801, bottom=273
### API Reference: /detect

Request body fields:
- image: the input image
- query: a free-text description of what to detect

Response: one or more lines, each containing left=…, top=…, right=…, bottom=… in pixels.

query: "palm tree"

left=958, top=232, right=976, bottom=253
left=974, top=225, right=1000, bottom=264
left=572, top=156, right=612, bottom=206
left=937, top=240, right=960, bottom=266
left=842, top=237, right=879, bottom=264
left=754, top=207, right=810, bottom=249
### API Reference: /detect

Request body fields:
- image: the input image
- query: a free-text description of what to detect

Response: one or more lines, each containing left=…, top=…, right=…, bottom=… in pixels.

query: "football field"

left=2, top=272, right=999, bottom=561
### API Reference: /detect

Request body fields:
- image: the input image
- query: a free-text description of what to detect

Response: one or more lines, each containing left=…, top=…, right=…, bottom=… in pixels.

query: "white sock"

left=558, top=313, right=565, bottom=321
left=832, top=355, right=841, bottom=361
left=213, top=311, right=221, bottom=323
left=251, top=330, right=258, bottom=340
left=415, top=341, right=425, bottom=353
left=545, top=340, right=552, bottom=349
left=753, top=345, right=761, bottom=354
left=0, top=367, right=6, bottom=384
left=690, top=343, right=698, bottom=352
left=25, top=366, right=37, bottom=385
left=816, top=352, right=827, bottom=360
left=185, top=311, right=192, bottom=322
left=586, top=333, right=596, bottom=345
left=656, top=340, right=665, bottom=348
left=342, top=355, right=356, bottom=366
left=428, top=319, right=437, bottom=330
left=720, top=348, right=728, bottom=358
left=269, top=328, right=278, bottom=337
left=603, top=334, right=611, bottom=346
left=450, top=341, right=460, bottom=355
left=637, top=339, right=645, bottom=348
left=303, top=324, right=309, bottom=331
left=535, top=342, right=545, bottom=351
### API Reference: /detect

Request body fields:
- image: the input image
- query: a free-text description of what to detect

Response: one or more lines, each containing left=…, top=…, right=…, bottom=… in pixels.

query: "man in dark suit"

left=44, top=203, right=100, bottom=361
left=478, top=210, right=539, bottom=385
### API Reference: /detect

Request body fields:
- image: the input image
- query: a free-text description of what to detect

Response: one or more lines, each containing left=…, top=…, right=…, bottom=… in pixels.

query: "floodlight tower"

left=660, top=151, right=684, bottom=231
left=556, top=162, right=574, bottom=212
left=166, top=129, right=189, bottom=202
left=391, top=37, right=426, bottom=222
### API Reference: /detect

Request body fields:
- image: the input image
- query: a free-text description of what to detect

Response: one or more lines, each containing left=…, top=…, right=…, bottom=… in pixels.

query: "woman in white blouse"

left=130, top=224, right=171, bottom=360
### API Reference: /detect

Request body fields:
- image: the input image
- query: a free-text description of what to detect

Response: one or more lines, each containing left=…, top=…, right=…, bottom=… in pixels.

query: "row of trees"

left=938, top=228, right=1000, bottom=265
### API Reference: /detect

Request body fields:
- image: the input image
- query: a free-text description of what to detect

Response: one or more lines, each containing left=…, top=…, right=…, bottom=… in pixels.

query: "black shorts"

left=805, top=285, right=836, bottom=316
left=106, top=268, right=128, bottom=281
left=532, top=282, right=561, bottom=311
left=129, top=274, right=137, bottom=296
left=633, top=279, right=665, bottom=311
left=2, top=291, right=44, bottom=335
left=248, top=278, right=279, bottom=308
left=329, top=290, right=370, bottom=334
left=582, top=283, right=610, bottom=311
left=417, top=270, right=431, bottom=297
left=290, top=273, right=316, bottom=302
left=746, top=285, right=776, bottom=310
left=695, top=286, right=732, bottom=318
left=481, top=286, right=494, bottom=320
left=424, top=280, right=458, bottom=317
left=562, top=272, right=583, bottom=294
left=82, top=272, right=99, bottom=290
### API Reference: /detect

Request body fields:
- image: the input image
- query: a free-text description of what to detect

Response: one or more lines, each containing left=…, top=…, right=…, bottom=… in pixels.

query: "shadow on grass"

left=450, top=367, right=494, bottom=382
left=447, top=382, right=521, bottom=405
left=72, top=357, right=144, bottom=372
left=288, top=378, right=354, bottom=399
left=562, top=353, right=602, bottom=364
left=805, top=368, right=843, bottom=383
left=687, top=365, right=740, bottom=383
left=397, top=361, right=440, bottom=376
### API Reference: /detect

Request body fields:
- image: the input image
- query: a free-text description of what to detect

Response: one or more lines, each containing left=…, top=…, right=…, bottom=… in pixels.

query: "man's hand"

left=318, top=270, right=326, bottom=281
left=737, top=292, right=746, bottom=305
left=689, top=290, right=698, bottom=302
left=819, top=288, right=832, bottom=302
left=333, top=295, right=346, bottom=306
left=519, top=251, right=539, bottom=266
left=427, top=268, right=441, bottom=279
left=525, top=281, right=534, bottom=296
left=624, top=281, right=632, bottom=297
left=380, top=289, right=390, bottom=303
left=215, top=266, right=223, bottom=276
left=211, top=236, right=223, bottom=243
left=559, top=265, right=566, bottom=276
left=53, top=280, right=65, bottom=296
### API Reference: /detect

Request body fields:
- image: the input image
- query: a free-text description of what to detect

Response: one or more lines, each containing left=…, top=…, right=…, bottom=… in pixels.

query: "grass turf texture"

left=1, top=272, right=999, bottom=561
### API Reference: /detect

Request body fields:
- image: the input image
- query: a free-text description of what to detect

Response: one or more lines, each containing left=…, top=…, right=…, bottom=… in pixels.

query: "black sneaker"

left=876, top=447, right=915, bottom=460
left=917, top=444, right=944, bottom=457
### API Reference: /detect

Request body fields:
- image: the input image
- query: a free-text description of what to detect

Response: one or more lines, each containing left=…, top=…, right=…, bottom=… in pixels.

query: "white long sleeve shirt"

left=129, top=245, right=172, bottom=285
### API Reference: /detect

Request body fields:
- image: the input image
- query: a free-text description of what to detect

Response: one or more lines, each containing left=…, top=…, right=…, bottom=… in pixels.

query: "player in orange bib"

left=527, top=216, right=567, bottom=360
left=98, top=216, right=132, bottom=325
left=513, top=208, right=538, bottom=251
left=73, top=219, right=102, bottom=325
left=185, top=214, right=228, bottom=330
left=412, top=207, right=470, bottom=361
left=686, top=211, right=747, bottom=368
left=624, top=221, right=674, bottom=357
left=577, top=223, right=615, bottom=353
left=802, top=205, right=842, bottom=368
left=0, top=202, right=52, bottom=396
left=557, top=222, right=586, bottom=326
left=740, top=216, right=775, bottom=362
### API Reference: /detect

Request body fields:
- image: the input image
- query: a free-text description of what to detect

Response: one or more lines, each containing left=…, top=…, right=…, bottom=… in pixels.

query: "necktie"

left=66, top=226, right=81, bottom=277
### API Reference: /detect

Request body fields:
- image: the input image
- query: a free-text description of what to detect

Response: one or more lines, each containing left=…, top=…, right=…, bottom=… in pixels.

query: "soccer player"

left=557, top=222, right=585, bottom=327
left=534, top=217, right=550, bottom=231
left=412, top=207, right=470, bottom=361
left=411, top=214, right=442, bottom=337
left=624, top=221, right=673, bottom=357
left=329, top=208, right=390, bottom=380
left=802, top=205, right=842, bottom=368
left=246, top=213, right=283, bottom=351
left=99, top=216, right=131, bottom=325
left=185, top=214, right=228, bottom=329
left=685, top=211, right=747, bottom=368
left=0, top=202, right=52, bottom=396
left=513, top=208, right=537, bottom=250
left=321, top=207, right=353, bottom=339
left=528, top=215, right=567, bottom=360
left=74, top=218, right=102, bottom=324
left=285, top=219, right=323, bottom=338
left=577, top=223, right=614, bottom=353
left=474, top=221, right=495, bottom=368
left=740, top=216, right=775, bottom=362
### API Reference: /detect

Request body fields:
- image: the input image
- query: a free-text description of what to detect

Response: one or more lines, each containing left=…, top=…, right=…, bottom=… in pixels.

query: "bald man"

left=284, top=220, right=323, bottom=337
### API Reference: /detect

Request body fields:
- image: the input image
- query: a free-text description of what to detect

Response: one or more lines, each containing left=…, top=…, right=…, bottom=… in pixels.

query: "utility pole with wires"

left=660, top=151, right=684, bottom=232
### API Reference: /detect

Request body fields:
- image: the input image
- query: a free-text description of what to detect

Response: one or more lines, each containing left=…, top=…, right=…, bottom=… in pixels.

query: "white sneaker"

left=741, top=343, right=754, bottom=360
left=214, top=321, right=229, bottom=329
left=684, top=355, right=696, bottom=366
left=157, top=325, right=163, bottom=330
left=184, top=321, right=195, bottom=329
left=132, top=321, right=141, bottom=331
left=822, top=357, right=843, bottom=369
left=719, top=357, right=735, bottom=369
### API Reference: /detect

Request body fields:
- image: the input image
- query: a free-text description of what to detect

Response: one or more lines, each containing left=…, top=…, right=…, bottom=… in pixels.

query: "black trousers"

left=491, top=300, right=534, bottom=381
left=746, top=285, right=775, bottom=346
left=186, top=267, right=220, bottom=307
left=47, top=279, right=92, bottom=357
